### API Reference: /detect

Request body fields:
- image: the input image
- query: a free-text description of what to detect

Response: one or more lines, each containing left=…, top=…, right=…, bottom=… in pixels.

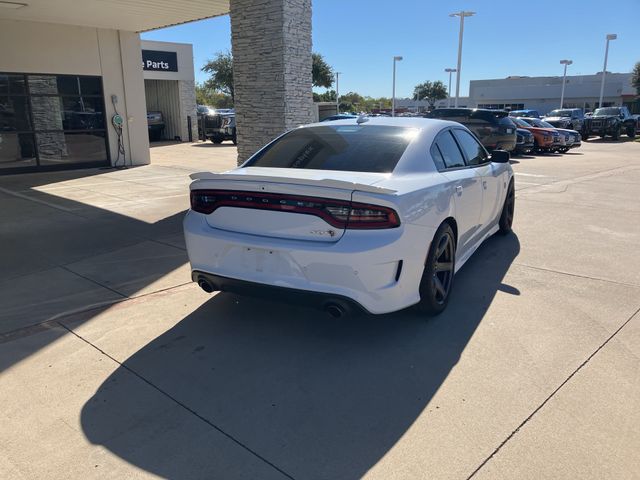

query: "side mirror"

left=491, top=150, right=510, bottom=163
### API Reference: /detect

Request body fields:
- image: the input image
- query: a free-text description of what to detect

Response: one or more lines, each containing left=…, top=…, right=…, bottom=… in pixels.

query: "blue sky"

left=142, top=0, right=637, bottom=98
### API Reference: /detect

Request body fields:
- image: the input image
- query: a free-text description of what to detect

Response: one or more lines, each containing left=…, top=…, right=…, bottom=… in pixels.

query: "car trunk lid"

left=190, top=168, right=395, bottom=243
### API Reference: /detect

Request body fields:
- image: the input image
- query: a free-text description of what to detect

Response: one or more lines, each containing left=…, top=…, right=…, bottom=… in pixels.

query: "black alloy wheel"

left=417, top=223, right=456, bottom=316
left=499, top=180, right=515, bottom=234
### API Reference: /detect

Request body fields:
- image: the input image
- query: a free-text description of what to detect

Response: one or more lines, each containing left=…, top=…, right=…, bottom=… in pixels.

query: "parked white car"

left=184, top=117, right=515, bottom=316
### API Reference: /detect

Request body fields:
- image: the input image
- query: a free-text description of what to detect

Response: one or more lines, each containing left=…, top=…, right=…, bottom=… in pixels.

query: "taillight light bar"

left=190, top=189, right=400, bottom=229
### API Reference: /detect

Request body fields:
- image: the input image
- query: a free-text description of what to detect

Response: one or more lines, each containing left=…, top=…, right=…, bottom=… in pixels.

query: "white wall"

left=0, top=18, right=150, bottom=167
left=141, top=40, right=197, bottom=142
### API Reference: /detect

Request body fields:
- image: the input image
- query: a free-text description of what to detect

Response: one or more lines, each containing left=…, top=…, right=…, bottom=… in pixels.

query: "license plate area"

left=240, top=247, right=267, bottom=273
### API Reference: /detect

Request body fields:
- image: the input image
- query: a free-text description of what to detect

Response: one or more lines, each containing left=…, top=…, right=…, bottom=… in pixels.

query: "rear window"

left=245, top=125, right=416, bottom=173
left=548, top=109, right=572, bottom=117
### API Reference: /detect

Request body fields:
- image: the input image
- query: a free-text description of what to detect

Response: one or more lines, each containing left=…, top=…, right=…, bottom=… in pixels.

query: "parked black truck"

left=197, top=106, right=237, bottom=144
left=583, top=106, right=636, bottom=140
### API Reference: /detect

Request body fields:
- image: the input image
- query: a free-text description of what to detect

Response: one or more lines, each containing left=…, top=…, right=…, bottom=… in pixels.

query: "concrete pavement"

left=1, top=140, right=639, bottom=479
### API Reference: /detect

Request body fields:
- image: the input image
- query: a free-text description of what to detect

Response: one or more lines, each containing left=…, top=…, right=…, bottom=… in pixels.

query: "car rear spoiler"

left=189, top=172, right=397, bottom=194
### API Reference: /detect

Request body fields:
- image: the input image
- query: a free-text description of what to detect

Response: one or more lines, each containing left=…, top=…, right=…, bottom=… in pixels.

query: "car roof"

left=306, top=116, right=460, bottom=132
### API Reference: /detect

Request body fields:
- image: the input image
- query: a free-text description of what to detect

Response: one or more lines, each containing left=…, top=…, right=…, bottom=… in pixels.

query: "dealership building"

left=469, top=73, right=636, bottom=114
left=396, top=72, right=640, bottom=114
left=398, top=72, right=636, bottom=115
left=0, top=0, right=315, bottom=175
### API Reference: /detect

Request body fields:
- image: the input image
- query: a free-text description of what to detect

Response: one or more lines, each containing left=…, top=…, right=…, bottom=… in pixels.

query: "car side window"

left=434, top=131, right=465, bottom=169
left=452, top=129, right=488, bottom=166
left=430, top=143, right=446, bottom=171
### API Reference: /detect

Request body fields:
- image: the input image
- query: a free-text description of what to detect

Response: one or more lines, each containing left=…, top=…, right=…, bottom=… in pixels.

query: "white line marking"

left=515, top=173, right=547, bottom=178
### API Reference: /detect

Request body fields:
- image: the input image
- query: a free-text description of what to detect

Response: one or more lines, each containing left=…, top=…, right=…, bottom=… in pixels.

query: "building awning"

left=0, top=0, right=229, bottom=32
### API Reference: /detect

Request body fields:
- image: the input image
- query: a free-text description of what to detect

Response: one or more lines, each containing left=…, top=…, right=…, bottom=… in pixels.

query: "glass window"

left=9, top=75, right=26, bottom=95
left=0, top=133, right=37, bottom=169
left=435, top=131, right=465, bottom=169
left=30, top=96, right=65, bottom=131
left=56, top=76, right=80, bottom=95
left=453, top=129, right=488, bottom=166
left=430, top=143, right=446, bottom=170
left=36, top=131, right=107, bottom=165
left=2, top=72, right=108, bottom=173
left=61, top=97, right=105, bottom=130
left=28, top=75, right=60, bottom=95
left=0, top=96, right=32, bottom=131
left=246, top=125, right=415, bottom=173
left=0, top=74, right=26, bottom=95
left=79, top=77, right=102, bottom=96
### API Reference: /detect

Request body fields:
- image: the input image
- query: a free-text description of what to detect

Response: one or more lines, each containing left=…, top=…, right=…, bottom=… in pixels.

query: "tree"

left=313, top=90, right=337, bottom=102
left=196, top=83, right=233, bottom=108
left=312, top=53, right=334, bottom=89
left=338, top=91, right=365, bottom=113
left=413, top=80, right=448, bottom=108
left=202, top=51, right=334, bottom=100
left=201, top=51, right=234, bottom=101
left=632, top=61, right=640, bottom=95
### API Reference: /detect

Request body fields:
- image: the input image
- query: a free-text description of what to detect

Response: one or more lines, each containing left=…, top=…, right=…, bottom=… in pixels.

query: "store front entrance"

left=0, top=72, right=110, bottom=174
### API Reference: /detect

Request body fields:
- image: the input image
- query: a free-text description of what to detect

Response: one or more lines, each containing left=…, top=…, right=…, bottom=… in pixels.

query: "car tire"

left=212, top=138, right=223, bottom=144
left=232, top=135, right=237, bottom=145
left=627, top=127, right=636, bottom=139
left=498, top=180, right=515, bottom=235
left=416, top=223, right=456, bottom=316
left=611, top=126, right=621, bottom=140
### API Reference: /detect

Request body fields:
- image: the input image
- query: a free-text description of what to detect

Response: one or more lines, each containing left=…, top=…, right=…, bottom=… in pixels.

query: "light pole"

left=445, top=68, right=457, bottom=107
left=598, top=34, right=617, bottom=108
left=392, top=56, right=403, bottom=117
left=335, top=71, right=342, bottom=114
left=559, top=59, right=573, bottom=108
left=449, top=11, right=475, bottom=108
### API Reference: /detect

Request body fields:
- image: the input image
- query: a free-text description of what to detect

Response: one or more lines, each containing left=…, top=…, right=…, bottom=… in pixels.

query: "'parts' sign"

left=142, top=50, right=178, bottom=72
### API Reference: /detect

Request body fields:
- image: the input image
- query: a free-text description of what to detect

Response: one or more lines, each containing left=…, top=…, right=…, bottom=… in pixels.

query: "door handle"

left=482, top=180, right=488, bottom=190
left=455, top=185, right=463, bottom=196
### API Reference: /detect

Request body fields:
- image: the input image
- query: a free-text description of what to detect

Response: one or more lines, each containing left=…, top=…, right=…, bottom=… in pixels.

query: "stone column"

left=230, top=0, right=314, bottom=164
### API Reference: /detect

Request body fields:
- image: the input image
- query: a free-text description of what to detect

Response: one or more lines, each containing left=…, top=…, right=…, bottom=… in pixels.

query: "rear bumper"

left=192, top=270, right=368, bottom=314
left=205, top=127, right=235, bottom=139
left=183, top=211, right=434, bottom=314
left=514, top=140, right=534, bottom=154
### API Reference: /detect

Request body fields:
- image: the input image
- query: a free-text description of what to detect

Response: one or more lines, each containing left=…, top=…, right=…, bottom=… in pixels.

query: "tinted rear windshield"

left=244, top=125, right=416, bottom=173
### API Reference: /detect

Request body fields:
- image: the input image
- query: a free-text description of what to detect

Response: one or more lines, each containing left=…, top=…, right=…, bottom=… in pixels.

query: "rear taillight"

left=190, top=190, right=400, bottom=229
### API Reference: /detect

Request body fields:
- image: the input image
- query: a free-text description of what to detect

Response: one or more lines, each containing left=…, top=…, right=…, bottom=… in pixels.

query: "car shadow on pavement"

left=80, top=233, right=520, bottom=479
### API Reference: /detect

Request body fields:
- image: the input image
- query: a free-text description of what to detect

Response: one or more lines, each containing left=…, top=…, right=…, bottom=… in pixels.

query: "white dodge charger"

left=184, top=117, right=515, bottom=317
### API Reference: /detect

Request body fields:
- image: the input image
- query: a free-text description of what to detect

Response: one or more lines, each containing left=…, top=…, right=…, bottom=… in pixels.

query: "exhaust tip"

left=198, top=278, right=215, bottom=293
left=324, top=301, right=347, bottom=318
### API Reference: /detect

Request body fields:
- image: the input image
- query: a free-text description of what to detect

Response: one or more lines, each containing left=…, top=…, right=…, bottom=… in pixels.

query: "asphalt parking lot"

left=1, top=139, right=639, bottom=479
